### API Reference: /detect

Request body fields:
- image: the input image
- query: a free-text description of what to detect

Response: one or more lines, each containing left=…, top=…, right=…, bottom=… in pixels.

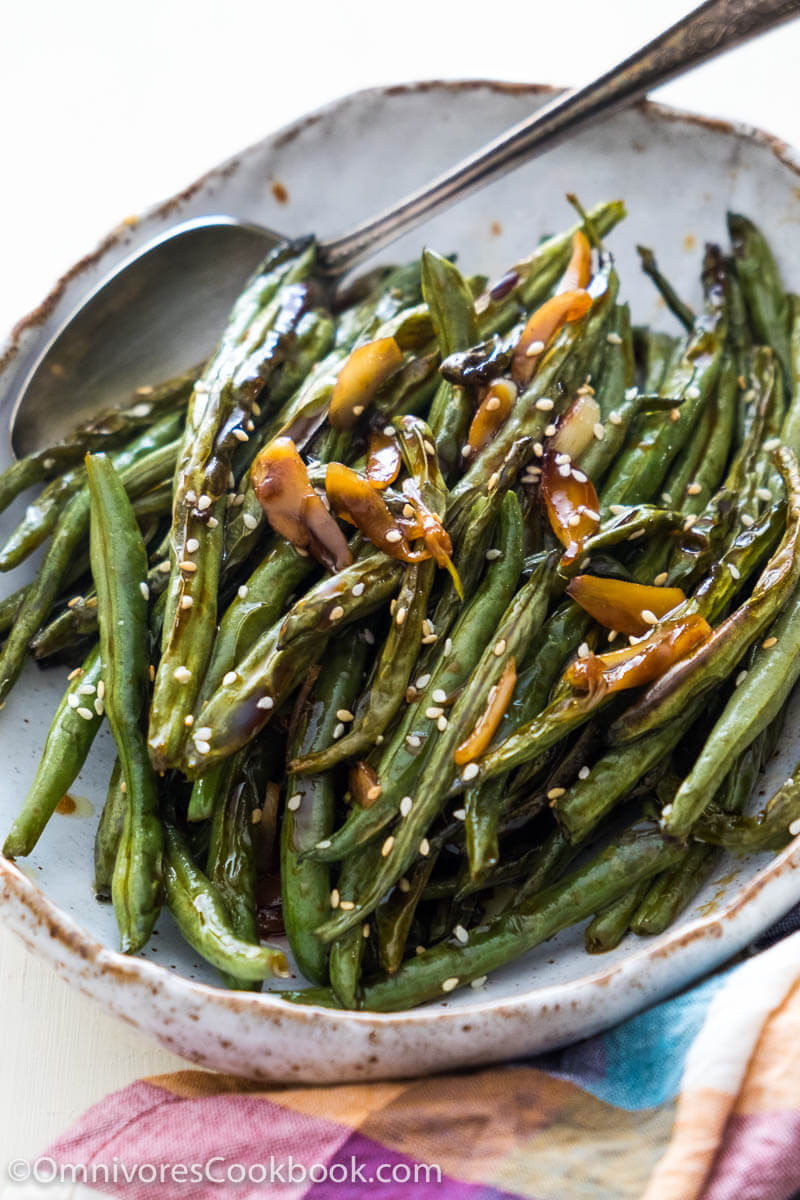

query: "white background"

left=2, top=0, right=800, bottom=1162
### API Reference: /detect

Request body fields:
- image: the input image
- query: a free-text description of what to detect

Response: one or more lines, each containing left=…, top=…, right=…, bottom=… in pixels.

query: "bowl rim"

left=2, top=76, right=800, bottom=1044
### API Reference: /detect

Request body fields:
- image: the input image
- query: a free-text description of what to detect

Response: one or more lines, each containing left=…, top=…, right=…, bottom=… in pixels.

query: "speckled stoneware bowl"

left=1, top=81, right=800, bottom=1083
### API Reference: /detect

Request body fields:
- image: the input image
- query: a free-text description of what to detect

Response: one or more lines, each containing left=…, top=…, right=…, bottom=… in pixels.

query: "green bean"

left=422, top=249, right=479, bottom=475
left=0, top=584, right=28, bottom=637
left=376, top=856, right=437, bottom=975
left=579, top=304, right=635, bottom=483
left=728, top=212, right=792, bottom=384
left=3, top=645, right=103, bottom=857
left=636, top=245, right=695, bottom=331
left=94, top=759, right=127, bottom=900
left=630, top=843, right=716, bottom=936
left=290, top=560, right=434, bottom=772
left=149, top=240, right=318, bottom=770
left=584, top=880, right=651, bottom=953
left=86, top=453, right=163, bottom=954
left=164, top=823, right=288, bottom=982
left=693, top=762, right=800, bottom=853
left=779, top=295, right=800, bottom=455
left=359, top=823, right=681, bottom=1010
left=277, top=554, right=404, bottom=649
left=282, top=639, right=367, bottom=986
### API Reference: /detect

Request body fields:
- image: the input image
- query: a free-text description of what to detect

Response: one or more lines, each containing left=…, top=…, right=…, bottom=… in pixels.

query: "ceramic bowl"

left=1, top=80, right=800, bottom=1083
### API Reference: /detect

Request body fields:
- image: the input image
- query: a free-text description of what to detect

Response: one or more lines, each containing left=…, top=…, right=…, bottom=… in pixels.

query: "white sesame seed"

left=735, top=670, right=748, bottom=687
left=609, top=410, right=623, bottom=426
left=425, top=706, right=444, bottom=719
left=416, top=946, right=427, bottom=956
left=179, top=560, right=197, bottom=573
left=287, top=793, right=302, bottom=811
left=78, top=683, right=96, bottom=695
left=197, top=494, right=212, bottom=511
left=624, top=387, right=639, bottom=402
left=415, top=673, right=431, bottom=689
left=398, top=878, right=411, bottom=894
left=316, top=839, right=332, bottom=849
left=493, top=639, right=507, bottom=656
left=184, top=715, right=194, bottom=727
left=441, top=977, right=460, bottom=992
left=486, top=396, right=501, bottom=413
left=256, top=695, right=274, bottom=710
left=421, top=634, right=438, bottom=644
left=661, top=492, right=673, bottom=506
left=330, top=888, right=340, bottom=908
left=762, top=636, right=778, bottom=649
left=352, top=582, right=365, bottom=597
left=67, top=695, right=79, bottom=709
left=686, top=384, right=701, bottom=400
left=75, top=705, right=93, bottom=722
left=543, top=424, right=555, bottom=438
left=383, top=425, right=395, bottom=437
left=547, top=787, right=566, bottom=800
left=362, top=922, right=371, bottom=938
left=184, top=538, right=200, bottom=555
left=42, top=457, right=56, bottom=469
left=485, top=548, right=502, bottom=561
left=424, top=439, right=436, bottom=455
left=687, top=483, right=702, bottom=496
left=641, top=609, right=658, bottom=626
left=558, top=464, right=572, bottom=478
left=332, top=722, right=345, bottom=739
left=96, top=680, right=105, bottom=700
left=526, top=339, right=546, bottom=357
left=535, top=397, right=554, bottom=411
left=555, top=452, right=571, bottom=466
left=232, top=493, right=245, bottom=507
left=453, top=925, right=469, bottom=944
left=452, top=808, right=466, bottom=821
left=462, top=763, right=480, bottom=782
left=406, top=734, right=422, bottom=748
left=471, top=976, right=488, bottom=989
left=763, top=438, right=781, bottom=452
left=740, top=513, right=754, bottom=528
left=185, top=489, right=198, bottom=504
left=329, top=605, right=345, bottom=621
left=419, top=838, right=431, bottom=856
left=461, top=444, right=473, bottom=459
left=432, top=688, right=448, bottom=704
left=444, top=638, right=453, bottom=656
left=593, top=422, right=605, bottom=441
left=336, top=708, right=354, bottom=723
left=180, top=595, right=194, bottom=610
left=487, top=471, right=500, bottom=491
left=400, top=796, right=413, bottom=817
left=396, top=606, right=407, bottom=626
left=222, top=671, right=238, bottom=687
left=437, top=715, right=448, bottom=732
left=195, top=740, right=211, bottom=755
left=670, top=408, right=681, bottom=423
left=577, top=642, right=591, bottom=659
left=339, top=900, right=355, bottom=911
left=533, top=442, right=544, bottom=458
left=683, top=515, right=697, bottom=531
left=242, top=513, right=259, bottom=530
left=139, top=581, right=150, bottom=600
left=728, top=563, right=741, bottom=580
left=233, top=428, right=249, bottom=442
left=789, top=819, right=800, bottom=837
left=227, top=472, right=235, bottom=490
left=654, top=572, right=668, bottom=586
left=756, top=487, right=773, bottom=502
left=158, top=560, right=171, bottom=573
left=567, top=513, right=581, bottom=528
left=381, top=836, right=395, bottom=857
left=352, top=405, right=365, bottom=417
left=385, top=529, right=403, bottom=544
left=572, top=469, right=588, bottom=484
left=578, top=765, right=591, bottom=780
left=67, top=668, right=83, bottom=681
left=606, top=332, right=623, bottom=345
left=366, top=784, right=382, bottom=802
left=364, top=629, right=375, bottom=645
left=173, top=666, right=192, bottom=683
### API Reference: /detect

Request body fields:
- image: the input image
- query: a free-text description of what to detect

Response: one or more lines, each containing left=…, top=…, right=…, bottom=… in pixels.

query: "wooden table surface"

left=2, top=0, right=799, bottom=1165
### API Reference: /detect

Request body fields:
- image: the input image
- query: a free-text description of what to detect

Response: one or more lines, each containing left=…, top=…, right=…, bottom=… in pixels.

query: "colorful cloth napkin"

left=11, top=916, right=800, bottom=1200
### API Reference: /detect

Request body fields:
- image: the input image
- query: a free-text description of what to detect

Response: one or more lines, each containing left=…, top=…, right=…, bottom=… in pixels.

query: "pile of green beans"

left=4, top=201, right=800, bottom=1008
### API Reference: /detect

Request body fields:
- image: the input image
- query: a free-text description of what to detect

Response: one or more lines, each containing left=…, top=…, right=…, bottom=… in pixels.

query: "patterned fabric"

left=16, top=923, right=800, bottom=1200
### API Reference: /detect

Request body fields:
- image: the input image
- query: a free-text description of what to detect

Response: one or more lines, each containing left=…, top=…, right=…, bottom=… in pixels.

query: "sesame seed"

left=762, top=636, right=778, bottom=649
left=686, top=384, right=701, bottom=400
left=471, top=976, right=488, bottom=989
left=194, top=726, right=212, bottom=740
left=493, top=639, right=507, bottom=656
left=583, top=508, right=600, bottom=521
left=487, top=471, right=499, bottom=491
left=329, top=605, right=345, bottom=621
left=330, top=889, right=340, bottom=908
left=437, top=715, right=448, bottom=732
left=383, top=425, right=394, bottom=437
left=624, top=387, right=639, bottom=401
left=185, top=489, right=197, bottom=504
left=173, top=666, right=192, bottom=683
left=397, top=878, right=411, bottom=895
left=756, top=487, right=773, bottom=502
left=422, top=634, right=438, bottom=644
left=461, top=444, right=473, bottom=459
left=287, top=793, right=302, bottom=811
left=67, top=597, right=81, bottom=609
left=396, top=606, right=407, bottom=626
left=670, top=408, right=681, bottom=423
left=339, top=900, right=355, bottom=911
left=179, top=560, right=197, bottom=573
left=687, top=483, right=702, bottom=496
left=195, top=740, right=211, bottom=755
left=352, top=582, right=365, bottom=597
left=94, top=698, right=104, bottom=716
left=149, top=665, right=155, bottom=681
left=256, top=696, right=274, bottom=710
left=397, top=796, right=413, bottom=820
left=683, top=515, right=697, bottom=531
left=184, top=715, right=194, bottom=727
left=376, top=735, right=384, bottom=745
left=316, top=839, right=332, bottom=849
left=336, top=708, right=355, bottom=723
left=593, top=422, right=605, bottom=441
left=453, top=925, right=469, bottom=944
left=415, top=673, right=431, bottom=689
left=139, top=581, right=150, bottom=600
left=77, top=707, right=94, bottom=721
left=763, top=437, right=781, bottom=451
left=546, top=424, right=558, bottom=438
left=485, top=548, right=501, bottom=561
left=432, top=688, right=447, bottom=704
left=608, top=410, right=623, bottom=426
left=78, top=683, right=96, bottom=695
left=364, top=629, right=375, bottom=645
left=728, top=563, right=741, bottom=580
left=661, top=492, right=673, bottom=506
left=578, top=765, right=591, bottom=780
left=242, top=513, right=258, bottom=530
left=352, top=405, right=365, bottom=417
left=385, top=529, right=403, bottom=544
left=185, top=538, right=200, bottom=554
left=403, top=502, right=415, bottom=519
left=332, top=722, right=345, bottom=739
left=526, top=339, right=546, bottom=357
left=222, top=671, right=238, bottom=687
left=381, top=836, right=395, bottom=857
left=419, top=838, right=431, bottom=856
left=735, top=670, right=748, bottom=687
left=462, top=763, right=480, bottom=782
left=245, top=419, right=255, bottom=433
left=362, top=923, right=371, bottom=938
left=558, top=464, right=571, bottom=478
left=67, top=695, right=79, bottom=709
left=608, top=631, right=619, bottom=643
left=789, top=818, right=800, bottom=837
left=233, top=428, right=249, bottom=442
left=96, top=680, right=105, bottom=700
left=572, top=469, right=589, bottom=484
left=42, top=457, right=56, bottom=469
left=424, top=439, right=436, bottom=455
left=608, top=504, right=625, bottom=516
left=441, top=976, right=459, bottom=992
left=740, top=513, right=754, bottom=528
left=577, top=642, right=591, bottom=660
left=641, top=609, right=658, bottom=626
left=180, top=595, right=194, bottom=610
left=406, top=734, right=422, bottom=748
left=654, top=572, right=668, bottom=586
left=67, top=668, right=83, bottom=681
left=535, top=398, right=554, bottom=411
left=425, top=706, right=444, bottom=719
left=197, top=494, right=212, bottom=511
left=444, top=638, right=453, bottom=656
left=567, top=513, right=581, bottom=528
left=533, top=442, right=544, bottom=458
left=452, top=808, right=466, bottom=820
left=366, top=784, right=382, bottom=802
left=232, top=493, right=245, bottom=506
left=227, top=472, right=235, bottom=490
left=158, top=560, right=171, bottom=573
left=547, top=787, right=566, bottom=800
left=555, top=452, right=571, bottom=466
left=486, top=396, right=501, bottom=412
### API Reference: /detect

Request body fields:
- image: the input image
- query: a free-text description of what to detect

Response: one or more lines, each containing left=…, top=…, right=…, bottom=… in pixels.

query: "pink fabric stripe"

left=703, top=1111, right=800, bottom=1200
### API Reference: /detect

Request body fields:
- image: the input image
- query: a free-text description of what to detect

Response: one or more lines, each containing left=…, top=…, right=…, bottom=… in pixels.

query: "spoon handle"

left=317, top=0, right=800, bottom=276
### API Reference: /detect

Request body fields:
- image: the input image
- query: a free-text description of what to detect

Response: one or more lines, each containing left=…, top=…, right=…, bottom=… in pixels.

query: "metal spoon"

left=11, top=0, right=798, bottom=455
